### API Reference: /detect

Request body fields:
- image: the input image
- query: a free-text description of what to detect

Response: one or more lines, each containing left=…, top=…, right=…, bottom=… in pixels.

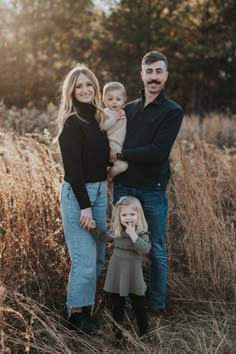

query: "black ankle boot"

left=139, top=325, right=150, bottom=343
left=113, top=330, right=127, bottom=349
left=113, top=325, right=127, bottom=349
left=68, top=312, right=98, bottom=335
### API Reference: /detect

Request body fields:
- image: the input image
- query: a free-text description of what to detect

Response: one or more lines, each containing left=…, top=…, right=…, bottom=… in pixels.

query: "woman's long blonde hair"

left=112, top=196, right=148, bottom=238
left=57, top=65, right=105, bottom=137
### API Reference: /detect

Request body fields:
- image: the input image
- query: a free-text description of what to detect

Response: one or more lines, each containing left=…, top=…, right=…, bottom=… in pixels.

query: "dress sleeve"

left=59, top=116, right=91, bottom=209
left=89, top=227, right=113, bottom=242
left=133, top=232, right=151, bottom=255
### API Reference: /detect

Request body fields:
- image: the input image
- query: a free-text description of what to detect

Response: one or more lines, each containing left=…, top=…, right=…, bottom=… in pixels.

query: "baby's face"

left=103, top=89, right=126, bottom=111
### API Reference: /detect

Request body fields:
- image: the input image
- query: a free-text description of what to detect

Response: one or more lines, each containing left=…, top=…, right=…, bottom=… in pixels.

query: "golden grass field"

left=0, top=106, right=235, bottom=353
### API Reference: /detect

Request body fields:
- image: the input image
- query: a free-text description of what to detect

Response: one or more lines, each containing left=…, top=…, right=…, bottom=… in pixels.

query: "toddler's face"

left=119, top=206, right=139, bottom=228
left=103, top=89, right=125, bottom=111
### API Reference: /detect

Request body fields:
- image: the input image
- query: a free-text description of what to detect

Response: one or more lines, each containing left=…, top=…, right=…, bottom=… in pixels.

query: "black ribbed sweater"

left=59, top=102, right=109, bottom=209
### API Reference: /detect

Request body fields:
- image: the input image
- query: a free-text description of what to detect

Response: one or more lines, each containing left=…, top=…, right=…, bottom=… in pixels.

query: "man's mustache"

left=148, top=80, right=161, bottom=84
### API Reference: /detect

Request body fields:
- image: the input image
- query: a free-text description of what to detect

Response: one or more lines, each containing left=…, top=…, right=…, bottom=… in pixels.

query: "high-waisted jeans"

left=60, top=180, right=107, bottom=313
left=113, top=183, right=168, bottom=310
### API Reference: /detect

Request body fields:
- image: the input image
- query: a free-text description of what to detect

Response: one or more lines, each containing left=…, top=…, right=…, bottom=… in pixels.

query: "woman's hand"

left=80, top=208, right=93, bottom=228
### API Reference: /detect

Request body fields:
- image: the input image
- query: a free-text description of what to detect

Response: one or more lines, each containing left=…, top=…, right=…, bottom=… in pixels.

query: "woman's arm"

left=59, top=116, right=91, bottom=209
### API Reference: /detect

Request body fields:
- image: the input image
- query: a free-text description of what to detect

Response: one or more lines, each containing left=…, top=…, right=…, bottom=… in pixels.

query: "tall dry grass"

left=0, top=130, right=66, bottom=309
left=168, top=139, right=235, bottom=302
left=0, top=100, right=57, bottom=135
left=179, top=113, right=236, bottom=148
left=0, top=112, right=235, bottom=352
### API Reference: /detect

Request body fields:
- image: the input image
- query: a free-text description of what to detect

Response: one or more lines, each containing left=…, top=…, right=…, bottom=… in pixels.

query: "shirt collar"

left=139, top=88, right=167, bottom=105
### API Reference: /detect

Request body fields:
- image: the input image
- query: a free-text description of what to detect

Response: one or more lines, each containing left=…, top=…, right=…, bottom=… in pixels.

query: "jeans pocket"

left=61, top=181, right=75, bottom=205
left=68, top=185, right=79, bottom=204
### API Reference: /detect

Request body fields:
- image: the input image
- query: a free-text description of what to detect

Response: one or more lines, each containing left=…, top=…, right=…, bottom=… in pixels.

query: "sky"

left=92, top=0, right=110, bottom=12
left=2, top=0, right=111, bottom=11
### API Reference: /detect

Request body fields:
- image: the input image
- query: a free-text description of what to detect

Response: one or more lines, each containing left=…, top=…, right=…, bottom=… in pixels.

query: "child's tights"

left=111, top=293, right=148, bottom=337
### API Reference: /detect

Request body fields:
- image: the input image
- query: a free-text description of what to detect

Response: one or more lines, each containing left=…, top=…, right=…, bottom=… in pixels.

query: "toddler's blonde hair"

left=112, top=196, right=148, bottom=238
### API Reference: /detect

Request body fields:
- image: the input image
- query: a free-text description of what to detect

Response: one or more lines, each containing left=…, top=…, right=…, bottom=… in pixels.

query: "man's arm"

left=122, top=109, right=183, bottom=164
left=59, top=116, right=91, bottom=208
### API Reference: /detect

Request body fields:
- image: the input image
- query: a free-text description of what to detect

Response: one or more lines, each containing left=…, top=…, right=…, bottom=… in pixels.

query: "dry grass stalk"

left=0, top=289, right=234, bottom=353
left=168, top=136, right=235, bottom=301
left=0, top=100, right=57, bottom=135
left=0, top=130, right=67, bottom=308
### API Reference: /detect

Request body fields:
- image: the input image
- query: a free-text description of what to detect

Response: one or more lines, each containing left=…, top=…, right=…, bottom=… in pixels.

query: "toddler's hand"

left=126, top=222, right=138, bottom=242
left=87, top=220, right=96, bottom=231
left=126, top=222, right=136, bottom=236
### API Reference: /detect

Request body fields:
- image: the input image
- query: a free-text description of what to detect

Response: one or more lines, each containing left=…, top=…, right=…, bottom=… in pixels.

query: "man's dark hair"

left=142, top=51, right=168, bottom=70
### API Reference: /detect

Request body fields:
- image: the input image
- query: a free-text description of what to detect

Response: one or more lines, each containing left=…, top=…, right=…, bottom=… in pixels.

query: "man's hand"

left=110, top=150, right=117, bottom=163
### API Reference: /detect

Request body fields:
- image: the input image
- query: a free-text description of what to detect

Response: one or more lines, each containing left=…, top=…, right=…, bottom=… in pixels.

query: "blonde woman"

left=89, top=196, right=151, bottom=344
left=57, top=65, right=109, bottom=334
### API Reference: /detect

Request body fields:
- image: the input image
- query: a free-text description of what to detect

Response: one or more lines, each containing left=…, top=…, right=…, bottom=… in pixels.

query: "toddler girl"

left=89, top=196, right=151, bottom=343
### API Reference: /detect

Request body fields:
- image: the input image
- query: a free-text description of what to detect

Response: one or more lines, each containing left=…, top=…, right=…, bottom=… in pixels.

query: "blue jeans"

left=60, top=180, right=107, bottom=312
left=113, top=183, right=168, bottom=310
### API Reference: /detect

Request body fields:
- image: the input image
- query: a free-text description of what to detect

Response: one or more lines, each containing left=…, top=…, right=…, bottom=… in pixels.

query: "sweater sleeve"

left=133, top=232, right=151, bottom=255
left=101, top=115, right=117, bottom=131
left=89, top=227, right=113, bottom=242
left=123, top=108, right=183, bottom=164
left=59, top=116, right=91, bottom=209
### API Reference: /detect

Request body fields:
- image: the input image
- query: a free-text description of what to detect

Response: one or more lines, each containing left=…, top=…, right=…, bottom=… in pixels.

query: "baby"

left=101, top=82, right=128, bottom=179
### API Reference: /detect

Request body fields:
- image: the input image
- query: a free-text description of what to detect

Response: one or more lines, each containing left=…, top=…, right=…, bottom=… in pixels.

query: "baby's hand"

left=115, top=110, right=125, bottom=121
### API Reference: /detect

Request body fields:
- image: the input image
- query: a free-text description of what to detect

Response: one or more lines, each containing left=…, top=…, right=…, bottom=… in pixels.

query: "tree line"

left=0, top=0, right=235, bottom=113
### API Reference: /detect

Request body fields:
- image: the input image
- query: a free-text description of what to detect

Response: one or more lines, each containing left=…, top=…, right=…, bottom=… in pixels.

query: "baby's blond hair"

left=103, top=81, right=126, bottom=99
